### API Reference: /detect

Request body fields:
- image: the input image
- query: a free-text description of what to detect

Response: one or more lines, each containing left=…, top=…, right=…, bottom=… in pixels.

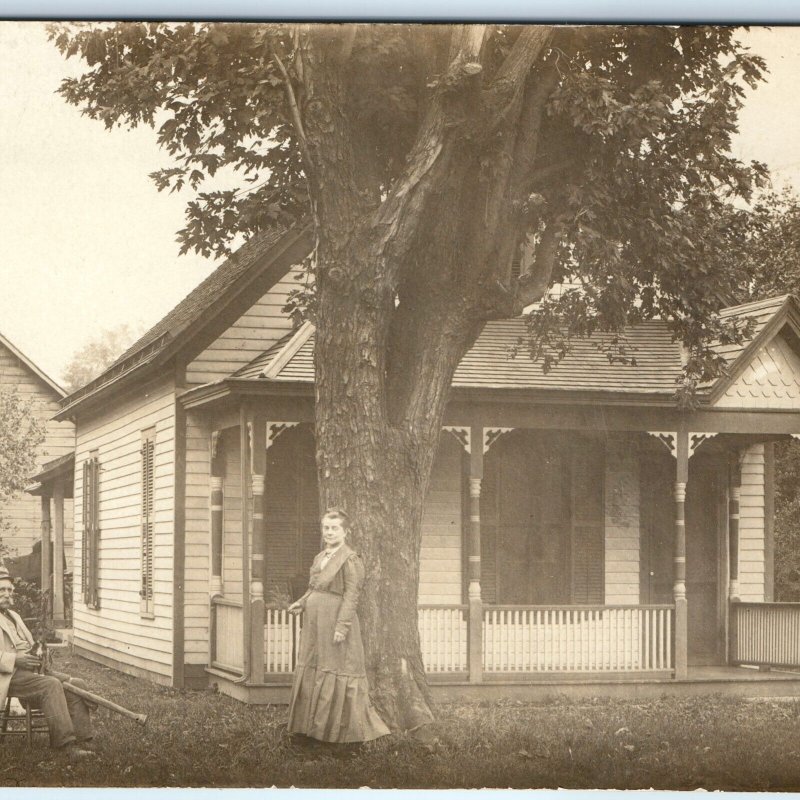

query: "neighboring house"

left=0, top=331, right=74, bottom=576
left=55, top=225, right=800, bottom=701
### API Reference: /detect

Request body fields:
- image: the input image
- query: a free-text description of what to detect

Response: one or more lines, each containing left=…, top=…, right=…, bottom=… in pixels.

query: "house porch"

left=179, top=390, right=800, bottom=700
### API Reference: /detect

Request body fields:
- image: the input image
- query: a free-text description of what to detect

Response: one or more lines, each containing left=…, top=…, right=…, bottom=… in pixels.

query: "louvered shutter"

left=81, top=460, right=91, bottom=605
left=140, top=437, right=155, bottom=616
left=570, top=440, right=605, bottom=604
left=82, top=456, right=100, bottom=608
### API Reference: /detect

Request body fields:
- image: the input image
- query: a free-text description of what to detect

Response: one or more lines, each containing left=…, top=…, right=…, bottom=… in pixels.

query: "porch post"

left=239, top=408, right=252, bottom=680
left=728, top=452, right=742, bottom=602
left=468, top=425, right=484, bottom=683
left=209, top=430, right=225, bottom=599
left=249, top=413, right=267, bottom=683
left=40, top=495, right=52, bottom=619
left=52, top=478, right=66, bottom=627
left=673, top=427, right=689, bottom=680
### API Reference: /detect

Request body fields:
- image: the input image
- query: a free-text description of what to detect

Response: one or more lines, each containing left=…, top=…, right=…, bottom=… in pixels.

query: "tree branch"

left=272, top=51, right=311, bottom=167
left=493, top=26, right=554, bottom=89
left=366, top=26, right=492, bottom=284
left=479, top=213, right=567, bottom=318
left=448, top=24, right=487, bottom=68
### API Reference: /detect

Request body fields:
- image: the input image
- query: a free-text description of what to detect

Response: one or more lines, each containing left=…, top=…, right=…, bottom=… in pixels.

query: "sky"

left=2, top=22, right=800, bottom=386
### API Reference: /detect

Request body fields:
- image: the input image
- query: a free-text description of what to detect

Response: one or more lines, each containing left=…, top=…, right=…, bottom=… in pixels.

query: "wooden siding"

left=738, top=443, right=766, bottom=602
left=717, top=333, right=800, bottom=409
left=72, top=375, right=175, bottom=680
left=0, top=340, right=74, bottom=562
left=183, top=410, right=212, bottom=665
left=419, top=435, right=463, bottom=605
left=185, top=270, right=304, bottom=386
left=604, top=436, right=640, bottom=605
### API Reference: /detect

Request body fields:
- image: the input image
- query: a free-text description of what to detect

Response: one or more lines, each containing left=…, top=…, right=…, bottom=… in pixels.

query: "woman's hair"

left=322, top=506, right=352, bottom=532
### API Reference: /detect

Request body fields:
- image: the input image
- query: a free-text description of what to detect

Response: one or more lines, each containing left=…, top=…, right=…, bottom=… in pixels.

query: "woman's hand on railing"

left=288, top=601, right=303, bottom=616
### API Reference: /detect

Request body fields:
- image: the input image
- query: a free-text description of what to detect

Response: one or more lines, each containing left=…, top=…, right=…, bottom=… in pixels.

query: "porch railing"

left=260, top=604, right=470, bottom=674
left=265, top=606, right=303, bottom=673
left=730, top=602, right=800, bottom=669
left=251, top=603, right=673, bottom=679
left=484, top=605, right=673, bottom=673
left=211, top=598, right=244, bottom=673
left=418, top=605, right=468, bottom=673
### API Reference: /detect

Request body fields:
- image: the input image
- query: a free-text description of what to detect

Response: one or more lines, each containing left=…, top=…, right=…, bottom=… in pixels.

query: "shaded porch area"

left=190, top=401, right=800, bottom=698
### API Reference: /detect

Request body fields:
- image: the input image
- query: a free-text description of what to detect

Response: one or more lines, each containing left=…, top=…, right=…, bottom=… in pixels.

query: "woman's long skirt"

left=287, top=590, right=390, bottom=742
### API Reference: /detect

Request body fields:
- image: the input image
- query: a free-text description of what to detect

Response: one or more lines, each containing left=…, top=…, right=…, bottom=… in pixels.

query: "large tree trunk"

left=300, top=25, right=556, bottom=731
left=314, top=241, right=479, bottom=731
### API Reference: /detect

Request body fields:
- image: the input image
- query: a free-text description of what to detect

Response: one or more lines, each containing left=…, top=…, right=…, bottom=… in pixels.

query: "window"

left=81, top=454, right=100, bottom=608
left=140, top=430, right=155, bottom=617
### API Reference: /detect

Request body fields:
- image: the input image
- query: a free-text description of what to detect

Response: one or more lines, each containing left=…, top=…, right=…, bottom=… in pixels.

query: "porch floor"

left=206, top=665, right=800, bottom=705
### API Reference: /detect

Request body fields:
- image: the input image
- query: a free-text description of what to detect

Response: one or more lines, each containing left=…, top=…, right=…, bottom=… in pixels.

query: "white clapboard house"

left=0, top=331, right=74, bottom=624
left=54, top=225, right=800, bottom=702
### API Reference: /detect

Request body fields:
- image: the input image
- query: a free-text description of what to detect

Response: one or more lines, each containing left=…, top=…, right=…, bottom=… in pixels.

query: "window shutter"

left=141, top=436, right=155, bottom=616
left=570, top=441, right=605, bottom=604
left=81, top=460, right=91, bottom=605
left=82, top=456, right=100, bottom=608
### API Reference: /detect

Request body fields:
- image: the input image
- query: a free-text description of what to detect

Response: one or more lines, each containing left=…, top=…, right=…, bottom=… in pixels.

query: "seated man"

left=0, top=567, right=94, bottom=757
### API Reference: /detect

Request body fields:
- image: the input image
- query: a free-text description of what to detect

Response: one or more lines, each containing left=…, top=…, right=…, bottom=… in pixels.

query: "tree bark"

left=302, top=24, right=557, bottom=732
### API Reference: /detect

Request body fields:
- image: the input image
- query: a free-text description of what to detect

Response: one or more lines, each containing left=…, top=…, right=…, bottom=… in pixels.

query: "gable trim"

left=709, top=296, right=800, bottom=404
left=262, top=321, right=314, bottom=380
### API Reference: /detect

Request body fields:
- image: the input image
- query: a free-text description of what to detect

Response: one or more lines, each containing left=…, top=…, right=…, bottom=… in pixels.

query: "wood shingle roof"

left=229, top=296, right=800, bottom=400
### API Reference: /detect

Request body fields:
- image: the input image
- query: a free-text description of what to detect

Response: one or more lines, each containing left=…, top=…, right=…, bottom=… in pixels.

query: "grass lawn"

left=3, top=650, right=800, bottom=789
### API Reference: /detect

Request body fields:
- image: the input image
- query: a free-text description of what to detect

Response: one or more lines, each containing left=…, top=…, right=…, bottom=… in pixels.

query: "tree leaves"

left=49, top=22, right=773, bottom=394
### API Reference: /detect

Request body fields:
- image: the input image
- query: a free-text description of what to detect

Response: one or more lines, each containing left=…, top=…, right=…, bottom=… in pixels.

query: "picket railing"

left=265, top=606, right=303, bottom=673
left=730, top=602, right=800, bottom=669
left=211, top=598, right=244, bottom=673
left=418, top=605, right=468, bottom=673
left=250, top=603, right=674, bottom=678
left=483, top=605, right=673, bottom=673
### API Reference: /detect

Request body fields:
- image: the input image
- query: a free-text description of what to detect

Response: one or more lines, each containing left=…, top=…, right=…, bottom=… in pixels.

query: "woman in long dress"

left=287, top=508, right=390, bottom=743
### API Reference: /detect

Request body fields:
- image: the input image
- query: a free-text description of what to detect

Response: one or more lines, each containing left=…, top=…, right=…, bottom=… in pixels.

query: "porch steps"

left=206, top=666, right=800, bottom=705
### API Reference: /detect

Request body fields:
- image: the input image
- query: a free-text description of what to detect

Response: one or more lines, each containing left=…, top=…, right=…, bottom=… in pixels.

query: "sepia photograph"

left=3, top=16, right=800, bottom=790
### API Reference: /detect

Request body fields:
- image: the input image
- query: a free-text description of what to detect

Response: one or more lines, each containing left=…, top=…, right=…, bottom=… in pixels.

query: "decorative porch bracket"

left=265, top=421, right=300, bottom=451
left=646, top=431, right=718, bottom=459
left=443, top=426, right=471, bottom=454
left=483, top=427, right=515, bottom=455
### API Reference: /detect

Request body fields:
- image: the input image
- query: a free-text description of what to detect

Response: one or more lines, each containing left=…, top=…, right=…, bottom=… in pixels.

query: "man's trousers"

left=8, top=669, right=92, bottom=748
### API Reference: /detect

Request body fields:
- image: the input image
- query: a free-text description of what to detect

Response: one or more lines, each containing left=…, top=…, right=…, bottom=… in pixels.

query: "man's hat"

left=0, top=564, right=11, bottom=582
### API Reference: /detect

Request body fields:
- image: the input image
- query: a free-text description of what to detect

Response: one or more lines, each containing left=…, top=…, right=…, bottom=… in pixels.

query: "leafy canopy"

left=0, top=389, right=46, bottom=554
left=50, top=23, right=771, bottom=400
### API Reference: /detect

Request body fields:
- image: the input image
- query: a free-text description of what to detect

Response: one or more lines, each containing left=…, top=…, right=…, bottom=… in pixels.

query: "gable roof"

left=0, top=331, right=65, bottom=398
left=55, top=223, right=313, bottom=419
left=707, top=294, right=800, bottom=402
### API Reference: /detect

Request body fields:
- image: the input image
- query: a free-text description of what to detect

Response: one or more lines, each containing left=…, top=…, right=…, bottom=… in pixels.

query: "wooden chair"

left=0, top=696, right=48, bottom=745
